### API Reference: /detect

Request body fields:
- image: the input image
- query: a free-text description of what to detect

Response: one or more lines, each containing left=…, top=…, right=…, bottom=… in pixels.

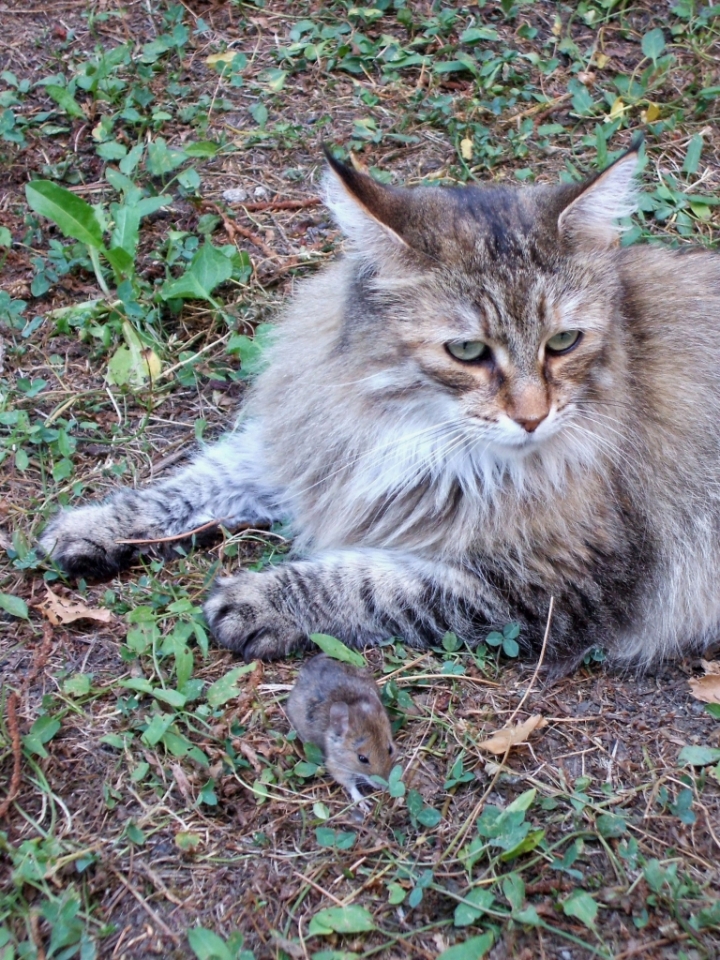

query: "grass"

left=1, top=0, right=720, bottom=957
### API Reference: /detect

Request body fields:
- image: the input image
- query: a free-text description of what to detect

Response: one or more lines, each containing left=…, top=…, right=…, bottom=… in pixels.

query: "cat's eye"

left=446, top=340, right=490, bottom=362
left=358, top=754, right=370, bottom=765
left=546, top=330, right=582, bottom=355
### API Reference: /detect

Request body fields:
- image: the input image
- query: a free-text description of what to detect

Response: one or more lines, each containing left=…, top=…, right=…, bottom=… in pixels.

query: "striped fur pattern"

left=40, top=148, right=720, bottom=672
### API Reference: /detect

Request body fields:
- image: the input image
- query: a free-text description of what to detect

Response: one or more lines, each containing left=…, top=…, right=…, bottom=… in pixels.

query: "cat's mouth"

left=491, top=416, right=558, bottom=453
left=493, top=431, right=546, bottom=453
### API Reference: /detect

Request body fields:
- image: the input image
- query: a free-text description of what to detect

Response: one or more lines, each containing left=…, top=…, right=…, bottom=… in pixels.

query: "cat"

left=39, top=143, right=720, bottom=673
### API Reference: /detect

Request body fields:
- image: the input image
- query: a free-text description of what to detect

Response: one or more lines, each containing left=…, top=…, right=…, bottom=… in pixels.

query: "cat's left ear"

left=558, top=142, right=641, bottom=248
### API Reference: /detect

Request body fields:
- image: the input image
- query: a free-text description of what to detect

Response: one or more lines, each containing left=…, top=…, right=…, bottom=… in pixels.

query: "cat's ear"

left=322, top=148, right=410, bottom=253
left=558, top=143, right=641, bottom=248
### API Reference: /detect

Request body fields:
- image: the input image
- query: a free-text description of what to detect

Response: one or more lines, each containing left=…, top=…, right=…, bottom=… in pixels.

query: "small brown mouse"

left=286, top=654, right=396, bottom=807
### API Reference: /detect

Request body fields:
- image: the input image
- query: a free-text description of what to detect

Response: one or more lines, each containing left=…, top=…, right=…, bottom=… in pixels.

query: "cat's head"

left=321, top=146, right=640, bottom=480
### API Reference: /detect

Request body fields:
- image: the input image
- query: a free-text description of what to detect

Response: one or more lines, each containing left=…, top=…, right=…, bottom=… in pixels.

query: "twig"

left=258, top=254, right=328, bottom=286
left=0, top=2, right=86, bottom=9
left=507, top=595, right=554, bottom=726
left=116, top=518, right=231, bottom=545
left=0, top=692, right=22, bottom=819
left=105, top=386, right=123, bottom=425
left=614, top=935, right=689, bottom=960
left=226, top=220, right=276, bottom=259
left=394, top=673, right=500, bottom=687
left=156, top=331, right=230, bottom=382
left=240, top=197, right=321, bottom=212
left=499, top=93, right=572, bottom=126
left=203, top=201, right=276, bottom=258
left=377, top=653, right=430, bottom=683
left=139, top=863, right=185, bottom=906
left=110, top=868, right=181, bottom=945
left=292, top=870, right=345, bottom=906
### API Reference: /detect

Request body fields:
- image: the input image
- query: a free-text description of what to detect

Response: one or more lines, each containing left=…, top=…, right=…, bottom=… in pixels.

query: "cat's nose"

left=515, top=415, right=546, bottom=433
left=507, top=381, right=550, bottom=434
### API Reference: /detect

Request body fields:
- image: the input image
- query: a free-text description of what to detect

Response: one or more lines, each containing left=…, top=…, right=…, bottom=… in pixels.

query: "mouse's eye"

left=358, top=754, right=370, bottom=765
left=388, top=745, right=394, bottom=755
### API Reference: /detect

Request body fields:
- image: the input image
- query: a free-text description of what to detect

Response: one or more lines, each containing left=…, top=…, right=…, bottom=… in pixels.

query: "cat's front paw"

left=39, top=503, right=136, bottom=579
left=204, top=571, right=306, bottom=661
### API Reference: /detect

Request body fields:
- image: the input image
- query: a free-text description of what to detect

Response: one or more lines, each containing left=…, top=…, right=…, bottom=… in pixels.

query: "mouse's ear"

left=329, top=701, right=350, bottom=739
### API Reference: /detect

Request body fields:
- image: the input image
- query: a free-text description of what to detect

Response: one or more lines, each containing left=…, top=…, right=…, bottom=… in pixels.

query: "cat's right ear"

left=558, top=143, right=641, bottom=248
left=322, top=148, right=410, bottom=254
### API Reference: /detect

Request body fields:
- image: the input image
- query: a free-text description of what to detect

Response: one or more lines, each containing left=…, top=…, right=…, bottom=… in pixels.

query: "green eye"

left=446, top=341, right=489, bottom=362
left=546, top=330, right=582, bottom=355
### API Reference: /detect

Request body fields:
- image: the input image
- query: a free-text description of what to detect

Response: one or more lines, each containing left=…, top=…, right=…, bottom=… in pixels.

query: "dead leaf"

left=460, top=138, right=473, bottom=161
left=38, top=587, right=114, bottom=627
left=141, top=347, right=162, bottom=380
left=609, top=97, right=626, bottom=121
left=270, top=937, right=304, bottom=959
left=701, top=659, right=720, bottom=674
left=239, top=741, right=263, bottom=773
left=206, top=51, right=237, bottom=66
left=477, top=715, right=546, bottom=755
left=689, top=662, right=720, bottom=704
left=171, top=764, right=193, bottom=802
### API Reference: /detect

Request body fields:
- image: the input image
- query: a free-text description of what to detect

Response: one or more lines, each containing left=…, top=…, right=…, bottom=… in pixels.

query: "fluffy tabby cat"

left=40, top=144, right=720, bottom=672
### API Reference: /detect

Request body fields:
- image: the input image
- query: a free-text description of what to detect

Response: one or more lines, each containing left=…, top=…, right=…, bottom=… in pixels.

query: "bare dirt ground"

left=1, top=2, right=720, bottom=959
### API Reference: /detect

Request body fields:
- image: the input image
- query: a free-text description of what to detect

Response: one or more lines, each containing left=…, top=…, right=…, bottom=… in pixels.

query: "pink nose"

left=515, top=416, right=546, bottom=433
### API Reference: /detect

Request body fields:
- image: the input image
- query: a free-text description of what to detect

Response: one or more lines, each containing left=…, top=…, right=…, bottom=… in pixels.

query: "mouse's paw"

left=204, top=570, right=306, bottom=661
left=353, top=799, right=371, bottom=817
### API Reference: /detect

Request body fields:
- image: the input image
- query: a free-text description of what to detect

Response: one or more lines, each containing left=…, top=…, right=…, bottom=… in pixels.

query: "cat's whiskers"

left=563, top=416, right=645, bottom=488
left=563, top=421, right=625, bottom=473
left=573, top=397, right=636, bottom=411
left=360, top=422, right=481, bottom=504
left=569, top=408, right=640, bottom=465
left=285, top=414, right=475, bottom=504
left=360, top=429, right=473, bottom=541
left=394, top=429, right=475, bottom=498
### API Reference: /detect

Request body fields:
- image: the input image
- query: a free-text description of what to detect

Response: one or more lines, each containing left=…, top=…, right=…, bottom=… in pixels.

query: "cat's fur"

left=40, top=146, right=720, bottom=672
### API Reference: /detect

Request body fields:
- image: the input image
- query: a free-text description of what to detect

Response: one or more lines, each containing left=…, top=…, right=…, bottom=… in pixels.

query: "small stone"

left=253, top=185, right=270, bottom=200
left=222, top=187, right=248, bottom=203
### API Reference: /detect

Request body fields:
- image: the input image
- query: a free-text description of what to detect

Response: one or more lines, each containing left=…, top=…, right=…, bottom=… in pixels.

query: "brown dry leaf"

left=689, top=662, right=720, bottom=704
left=478, top=715, right=546, bottom=755
left=38, top=587, right=114, bottom=627
left=239, top=741, right=263, bottom=773
left=171, top=764, right=194, bottom=802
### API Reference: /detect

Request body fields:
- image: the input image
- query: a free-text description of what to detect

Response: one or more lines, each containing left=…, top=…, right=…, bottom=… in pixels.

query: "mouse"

left=286, top=654, right=396, bottom=807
